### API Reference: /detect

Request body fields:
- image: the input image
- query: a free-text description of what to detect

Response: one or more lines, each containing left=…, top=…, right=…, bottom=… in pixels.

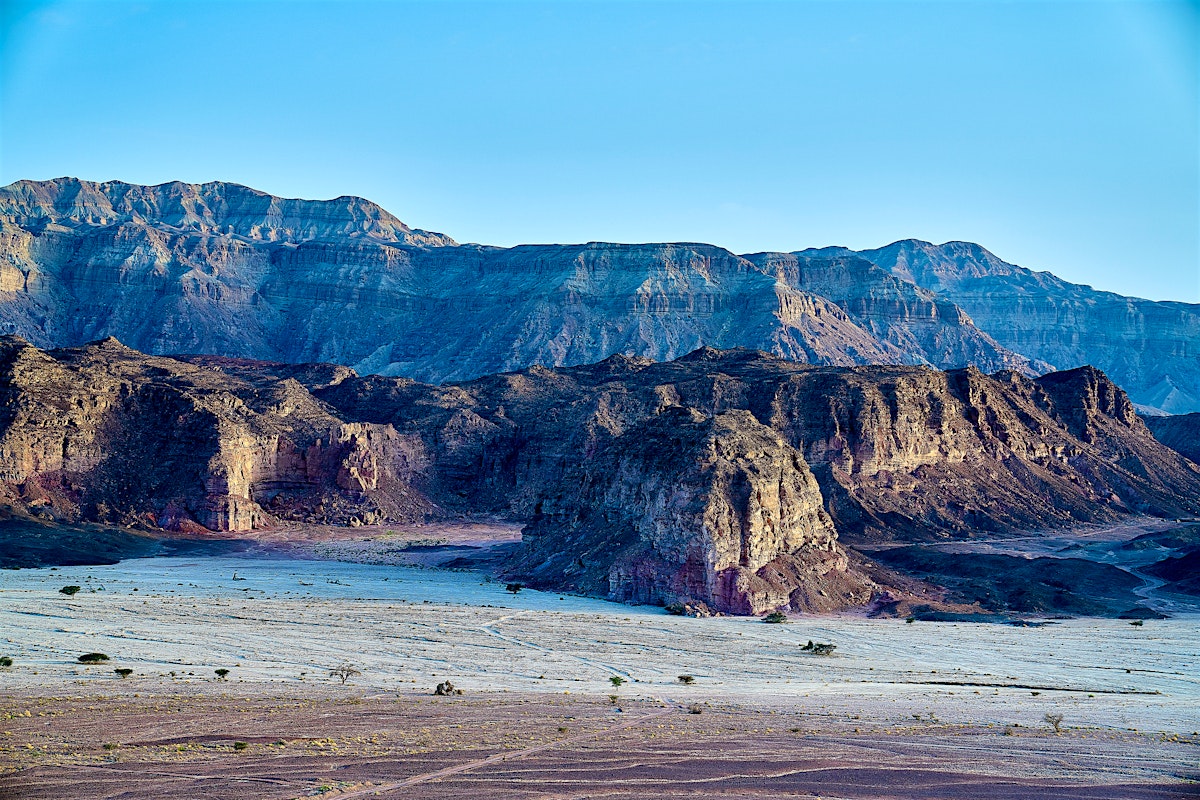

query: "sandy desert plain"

left=1, top=522, right=1198, bottom=800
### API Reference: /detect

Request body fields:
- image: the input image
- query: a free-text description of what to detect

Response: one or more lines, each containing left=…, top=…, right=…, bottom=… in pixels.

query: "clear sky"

left=1, top=0, right=1197, bottom=302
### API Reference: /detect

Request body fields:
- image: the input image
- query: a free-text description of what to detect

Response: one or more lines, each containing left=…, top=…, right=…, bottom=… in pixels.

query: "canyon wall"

left=3, top=339, right=1198, bottom=613
left=0, top=178, right=1032, bottom=383
left=839, top=239, right=1200, bottom=414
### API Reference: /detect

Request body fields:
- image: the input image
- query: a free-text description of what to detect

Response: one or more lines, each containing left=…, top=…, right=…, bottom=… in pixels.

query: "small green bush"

left=609, top=675, right=625, bottom=688
left=505, top=583, right=523, bottom=594
left=214, top=668, right=230, bottom=679
left=59, top=585, right=82, bottom=596
left=233, top=741, right=249, bottom=751
left=677, top=674, right=695, bottom=685
left=0, top=656, right=12, bottom=668
left=762, top=611, right=787, bottom=624
left=78, top=653, right=109, bottom=664
left=114, top=668, right=133, bottom=678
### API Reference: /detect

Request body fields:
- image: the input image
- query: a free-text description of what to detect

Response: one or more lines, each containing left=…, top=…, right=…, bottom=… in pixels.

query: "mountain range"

left=2, top=177, right=1196, bottom=414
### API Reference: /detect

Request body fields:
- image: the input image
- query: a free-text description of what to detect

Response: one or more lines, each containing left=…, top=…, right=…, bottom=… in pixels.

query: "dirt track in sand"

left=2, top=691, right=1197, bottom=800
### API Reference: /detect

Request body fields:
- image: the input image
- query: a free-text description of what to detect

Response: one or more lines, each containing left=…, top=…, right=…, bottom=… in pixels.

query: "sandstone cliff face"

left=513, top=408, right=872, bottom=614
left=843, top=240, right=1200, bottom=414
left=319, top=347, right=1200, bottom=608
left=0, top=178, right=1029, bottom=383
left=0, top=337, right=431, bottom=532
left=3, top=339, right=1197, bottom=613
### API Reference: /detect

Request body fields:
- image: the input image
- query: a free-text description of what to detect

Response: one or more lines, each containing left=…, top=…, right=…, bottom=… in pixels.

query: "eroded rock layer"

left=0, top=337, right=432, bottom=532
left=840, top=240, right=1200, bottom=414
left=0, top=178, right=1035, bottom=384
left=3, top=339, right=1199, bottom=614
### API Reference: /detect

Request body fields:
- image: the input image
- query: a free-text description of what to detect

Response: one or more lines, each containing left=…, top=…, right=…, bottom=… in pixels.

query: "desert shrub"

left=0, top=656, right=12, bottom=668
left=687, top=704, right=703, bottom=714
left=214, top=668, right=230, bottom=679
left=103, top=742, right=119, bottom=750
left=1129, top=619, right=1144, bottom=626
left=608, top=694, right=620, bottom=704
left=330, top=664, right=361, bottom=684
left=609, top=675, right=625, bottom=688
left=505, top=583, right=523, bottom=594
left=78, top=653, right=109, bottom=663
left=762, top=611, right=787, bottom=624
left=114, top=668, right=133, bottom=678
left=434, top=679, right=460, bottom=696
left=1044, top=713, right=1064, bottom=733
left=59, top=585, right=82, bottom=596
left=905, top=616, right=916, bottom=623
left=233, top=741, right=249, bottom=751
left=800, top=640, right=836, bottom=655
left=677, top=675, right=695, bottom=685
left=664, top=602, right=685, bottom=615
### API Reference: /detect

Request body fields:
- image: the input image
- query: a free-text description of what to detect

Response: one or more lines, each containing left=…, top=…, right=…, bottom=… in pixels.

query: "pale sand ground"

left=1, top=540, right=1198, bottom=798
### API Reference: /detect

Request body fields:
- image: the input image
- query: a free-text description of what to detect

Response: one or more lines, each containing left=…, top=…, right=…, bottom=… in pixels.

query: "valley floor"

left=2, top=691, right=1196, bottom=800
left=1, top=552, right=1198, bottom=798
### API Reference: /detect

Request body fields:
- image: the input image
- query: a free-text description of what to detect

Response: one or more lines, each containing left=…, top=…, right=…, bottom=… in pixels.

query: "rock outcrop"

left=317, top=346, right=1200, bottom=609
left=0, top=336, right=432, bottom=532
left=3, top=339, right=1198, bottom=613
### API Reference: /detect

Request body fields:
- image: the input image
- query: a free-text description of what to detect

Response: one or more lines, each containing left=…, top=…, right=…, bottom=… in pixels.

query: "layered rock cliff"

left=0, top=178, right=1034, bottom=382
left=3, top=339, right=1198, bottom=613
left=0, top=337, right=432, bottom=532
left=836, top=239, right=1200, bottom=414
left=7, top=178, right=1195, bottom=412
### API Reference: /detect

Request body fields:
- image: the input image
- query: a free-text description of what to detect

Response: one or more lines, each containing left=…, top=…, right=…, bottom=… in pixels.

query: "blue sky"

left=2, top=0, right=1197, bottom=302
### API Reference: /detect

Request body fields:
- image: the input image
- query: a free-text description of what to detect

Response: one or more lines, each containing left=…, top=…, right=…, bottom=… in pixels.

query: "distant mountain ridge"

left=1, top=177, right=1196, bottom=412
left=0, top=177, right=456, bottom=246
left=842, top=240, right=1200, bottom=415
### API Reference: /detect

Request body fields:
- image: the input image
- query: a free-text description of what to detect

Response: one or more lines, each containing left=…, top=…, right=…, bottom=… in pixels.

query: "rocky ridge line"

left=4, top=337, right=1197, bottom=614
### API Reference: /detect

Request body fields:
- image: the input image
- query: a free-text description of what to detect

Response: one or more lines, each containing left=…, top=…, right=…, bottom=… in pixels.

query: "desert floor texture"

left=1, top=526, right=1197, bottom=799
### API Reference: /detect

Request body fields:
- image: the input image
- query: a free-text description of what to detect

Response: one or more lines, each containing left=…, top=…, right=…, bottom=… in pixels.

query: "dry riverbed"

left=2, top=543, right=1198, bottom=798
